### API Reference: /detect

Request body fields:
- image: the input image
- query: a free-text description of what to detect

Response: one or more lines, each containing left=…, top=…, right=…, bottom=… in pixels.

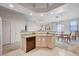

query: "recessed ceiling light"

left=50, top=12, right=54, bottom=14
left=29, top=13, right=33, bottom=15
left=40, top=14, right=44, bottom=16
left=9, top=4, right=14, bottom=8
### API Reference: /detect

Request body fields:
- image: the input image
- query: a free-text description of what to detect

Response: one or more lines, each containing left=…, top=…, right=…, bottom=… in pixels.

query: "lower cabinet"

left=47, top=36, right=55, bottom=48
left=26, top=36, right=36, bottom=52
left=22, top=36, right=36, bottom=52
left=36, top=36, right=48, bottom=48
left=36, top=36, right=55, bottom=48
left=41, top=37, right=48, bottom=47
left=22, top=35, right=55, bottom=53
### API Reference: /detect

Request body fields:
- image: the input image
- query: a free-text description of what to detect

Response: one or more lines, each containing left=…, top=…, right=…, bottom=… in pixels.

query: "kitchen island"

left=21, top=32, right=56, bottom=52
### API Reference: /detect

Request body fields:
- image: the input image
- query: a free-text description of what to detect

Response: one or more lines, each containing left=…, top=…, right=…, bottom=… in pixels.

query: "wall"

left=0, top=9, right=28, bottom=44
left=43, top=18, right=79, bottom=34
left=11, top=18, right=26, bottom=43
left=0, top=16, right=2, bottom=55
left=26, top=21, right=40, bottom=31
left=0, top=8, right=41, bottom=44
left=78, top=18, right=79, bottom=31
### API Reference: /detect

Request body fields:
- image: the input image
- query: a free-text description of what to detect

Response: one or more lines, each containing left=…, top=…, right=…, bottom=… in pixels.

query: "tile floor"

left=3, top=42, right=20, bottom=54
left=4, top=47, right=77, bottom=56
left=56, top=37, right=79, bottom=55
left=3, top=37, right=79, bottom=56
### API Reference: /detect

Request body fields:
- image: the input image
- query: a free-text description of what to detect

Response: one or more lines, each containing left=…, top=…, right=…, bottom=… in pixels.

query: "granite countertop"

left=21, top=31, right=55, bottom=38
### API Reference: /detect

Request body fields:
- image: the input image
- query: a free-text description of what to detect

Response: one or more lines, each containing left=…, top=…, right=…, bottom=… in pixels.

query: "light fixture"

left=40, top=14, right=44, bottom=16
left=29, top=13, right=33, bottom=15
left=50, top=12, right=54, bottom=14
left=9, top=4, right=14, bottom=8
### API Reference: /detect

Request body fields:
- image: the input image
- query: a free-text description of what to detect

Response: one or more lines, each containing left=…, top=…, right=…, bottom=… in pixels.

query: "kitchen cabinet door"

left=36, top=37, right=41, bottom=47
left=36, top=36, right=55, bottom=48
left=36, top=36, right=48, bottom=48
left=47, top=36, right=55, bottom=48
left=26, top=37, right=35, bottom=52
left=40, top=37, right=48, bottom=47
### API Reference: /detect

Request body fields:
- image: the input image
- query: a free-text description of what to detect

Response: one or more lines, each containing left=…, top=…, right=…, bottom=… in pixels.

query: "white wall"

left=27, top=21, right=40, bottom=31
left=11, top=18, right=26, bottom=43
left=43, top=19, right=79, bottom=34
left=0, top=9, right=28, bottom=44
left=0, top=16, right=2, bottom=55
left=0, top=8, right=41, bottom=44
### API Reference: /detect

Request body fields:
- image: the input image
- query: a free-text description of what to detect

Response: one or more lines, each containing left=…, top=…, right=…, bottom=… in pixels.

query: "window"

left=56, top=15, right=62, bottom=33
left=56, top=23, right=62, bottom=33
left=70, top=20, right=77, bottom=32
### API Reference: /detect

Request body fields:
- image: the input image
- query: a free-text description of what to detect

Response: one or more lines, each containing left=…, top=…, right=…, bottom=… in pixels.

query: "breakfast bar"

left=21, top=32, right=56, bottom=52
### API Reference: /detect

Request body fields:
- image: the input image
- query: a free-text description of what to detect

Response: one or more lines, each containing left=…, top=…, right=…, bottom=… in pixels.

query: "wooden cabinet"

left=41, top=37, right=48, bottom=47
left=21, top=37, right=26, bottom=52
left=47, top=36, right=55, bottom=48
left=36, top=36, right=48, bottom=48
left=21, top=34, right=55, bottom=53
left=36, top=36, right=55, bottom=48
left=36, top=37, right=41, bottom=47
left=26, top=37, right=35, bottom=52
left=22, top=36, right=36, bottom=52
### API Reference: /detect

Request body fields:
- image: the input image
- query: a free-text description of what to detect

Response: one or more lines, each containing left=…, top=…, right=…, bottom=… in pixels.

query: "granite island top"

left=21, top=31, right=55, bottom=38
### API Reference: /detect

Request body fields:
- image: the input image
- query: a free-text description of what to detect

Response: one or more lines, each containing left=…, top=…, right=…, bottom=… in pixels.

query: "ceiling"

left=0, top=3, right=79, bottom=24
left=0, top=6, right=29, bottom=21
left=0, top=6, right=21, bottom=14
left=19, top=3, right=65, bottom=12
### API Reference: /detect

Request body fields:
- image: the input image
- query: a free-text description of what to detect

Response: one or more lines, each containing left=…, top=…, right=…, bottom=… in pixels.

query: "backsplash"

left=39, top=23, right=53, bottom=31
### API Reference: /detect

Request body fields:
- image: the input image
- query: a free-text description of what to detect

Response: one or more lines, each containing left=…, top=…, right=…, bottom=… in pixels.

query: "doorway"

left=2, top=19, right=11, bottom=54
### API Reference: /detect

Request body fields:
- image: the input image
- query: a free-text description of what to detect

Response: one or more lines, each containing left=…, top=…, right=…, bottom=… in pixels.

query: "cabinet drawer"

left=36, top=41, right=41, bottom=47
left=36, top=37, right=41, bottom=42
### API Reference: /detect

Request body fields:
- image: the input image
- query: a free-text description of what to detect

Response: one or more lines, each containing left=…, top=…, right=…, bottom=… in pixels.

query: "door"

left=26, top=37, right=35, bottom=52
left=47, top=36, right=55, bottom=48
left=36, top=36, right=41, bottom=47
left=40, top=36, right=48, bottom=47
left=36, top=36, right=48, bottom=48
left=2, top=20, right=11, bottom=45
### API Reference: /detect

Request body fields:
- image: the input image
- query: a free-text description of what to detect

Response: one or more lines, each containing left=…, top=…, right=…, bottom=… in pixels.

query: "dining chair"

left=56, top=32, right=64, bottom=41
left=70, top=32, right=76, bottom=40
left=63, top=32, right=71, bottom=43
